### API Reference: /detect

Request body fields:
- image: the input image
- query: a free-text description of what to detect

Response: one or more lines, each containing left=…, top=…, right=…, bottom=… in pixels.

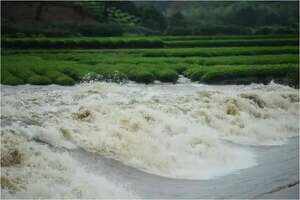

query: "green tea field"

left=2, top=35, right=299, bottom=87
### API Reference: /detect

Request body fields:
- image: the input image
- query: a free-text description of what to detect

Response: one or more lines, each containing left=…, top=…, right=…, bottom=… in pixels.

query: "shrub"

left=61, top=67, right=80, bottom=81
left=165, top=26, right=192, bottom=36
left=10, top=67, right=36, bottom=82
left=192, top=25, right=251, bottom=35
left=31, top=66, right=47, bottom=75
left=165, top=39, right=299, bottom=48
left=182, top=64, right=298, bottom=87
left=45, top=70, right=76, bottom=85
left=124, top=25, right=160, bottom=35
left=15, top=33, right=26, bottom=38
left=199, top=65, right=298, bottom=86
left=287, top=71, right=299, bottom=88
left=184, top=67, right=208, bottom=81
left=2, top=22, right=124, bottom=37
left=140, top=46, right=299, bottom=58
left=162, top=35, right=297, bottom=41
left=172, top=65, right=188, bottom=74
left=54, top=75, right=75, bottom=86
left=273, top=26, right=298, bottom=35
left=255, top=26, right=274, bottom=35
left=76, top=23, right=124, bottom=37
left=28, top=75, right=52, bottom=85
left=157, top=69, right=178, bottom=83
left=46, top=70, right=65, bottom=82
left=129, top=70, right=155, bottom=84
left=2, top=38, right=164, bottom=49
left=1, top=71, right=24, bottom=85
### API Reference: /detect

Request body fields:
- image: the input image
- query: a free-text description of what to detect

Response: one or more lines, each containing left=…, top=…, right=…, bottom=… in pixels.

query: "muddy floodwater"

left=1, top=78, right=299, bottom=198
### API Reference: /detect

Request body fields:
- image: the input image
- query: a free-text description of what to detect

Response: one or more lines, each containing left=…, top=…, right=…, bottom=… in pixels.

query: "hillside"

left=1, top=1, right=299, bottom=37
left=2, top=1, right=97, bottom=25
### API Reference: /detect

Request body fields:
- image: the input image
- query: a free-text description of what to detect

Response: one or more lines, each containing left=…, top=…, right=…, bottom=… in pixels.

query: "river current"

left=1, top=78, right=299, bottom=198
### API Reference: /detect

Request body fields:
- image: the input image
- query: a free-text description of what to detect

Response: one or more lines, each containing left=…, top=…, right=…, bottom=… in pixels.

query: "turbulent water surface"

left=1, top=78, right=299, bottom=198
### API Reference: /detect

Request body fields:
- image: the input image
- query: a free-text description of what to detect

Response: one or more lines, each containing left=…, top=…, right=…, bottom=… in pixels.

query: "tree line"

left=69, top=1, right=300, bottom=35
left=2, top=1, right=299, bottom=37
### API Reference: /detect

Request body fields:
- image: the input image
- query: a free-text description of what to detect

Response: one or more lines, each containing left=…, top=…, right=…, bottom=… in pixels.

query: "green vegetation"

left=1, top=71, right=24, bottom=85
left=37, top=53, right=298, bottom=66
left=4, top=46, right=299, bottom=58
left=28, top=75, right=51, bottom=85
left=55, top=75, right=75, bottom=86
left=162, top=35, right=298, bottom=41
left=1, top=5, right=299, bottom=87
left=129, top=70, right=155, bottom=84
left=165, top=39, right=298, bottom=48
left=1, top=36, right=299, bottom=87
left=184, top=64, right=298, bottom=85
left=138, top=46, right=299, bottom=57
left=2, top=2, right=299, bottom=37
left=2, top=36, right=298, bottom=49
left=2, top=37, right=164, bottom=49
left=156, top=69, right=178, bottom=83
left=1, top=2, right=299, bottom=88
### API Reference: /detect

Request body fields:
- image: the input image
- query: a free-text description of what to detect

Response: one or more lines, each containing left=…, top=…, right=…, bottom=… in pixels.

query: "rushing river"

left=1, top=78, right=299, bottom=198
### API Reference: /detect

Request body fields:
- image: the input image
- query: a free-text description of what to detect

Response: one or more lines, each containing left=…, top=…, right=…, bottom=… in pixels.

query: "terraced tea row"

left=5, top=46, right=298, bottom=58
left=2, top=36, right=298, bottom=49
left=2, top=52, right=298, bottom=87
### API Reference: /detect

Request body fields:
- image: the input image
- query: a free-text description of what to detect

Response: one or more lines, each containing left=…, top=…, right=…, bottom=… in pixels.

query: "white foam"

left=1, top=81, right=299, bottom=197
left=1, top=132, right=136, bottom=198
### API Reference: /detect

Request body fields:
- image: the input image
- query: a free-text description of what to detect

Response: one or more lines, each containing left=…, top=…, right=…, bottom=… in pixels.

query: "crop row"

left=2, top=37, right=298, bottom=49
left=1, top=53, right=299, bottom=87
left=1, top=55, right=180, bottom=85
left=2, top=38, right=164, bottom=49
left=4, top=46, right=299, bottom=58
left=38, top=53, right=298, bottom=66
left=134, top=46, right=299, bottom=57
left=3, top=34, right=298, bottom=42
left=162, top=34, right=298, bottom=41
left=185, top=64, right=298, bottom=86
left=165, top=39, right=298, bottom=48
